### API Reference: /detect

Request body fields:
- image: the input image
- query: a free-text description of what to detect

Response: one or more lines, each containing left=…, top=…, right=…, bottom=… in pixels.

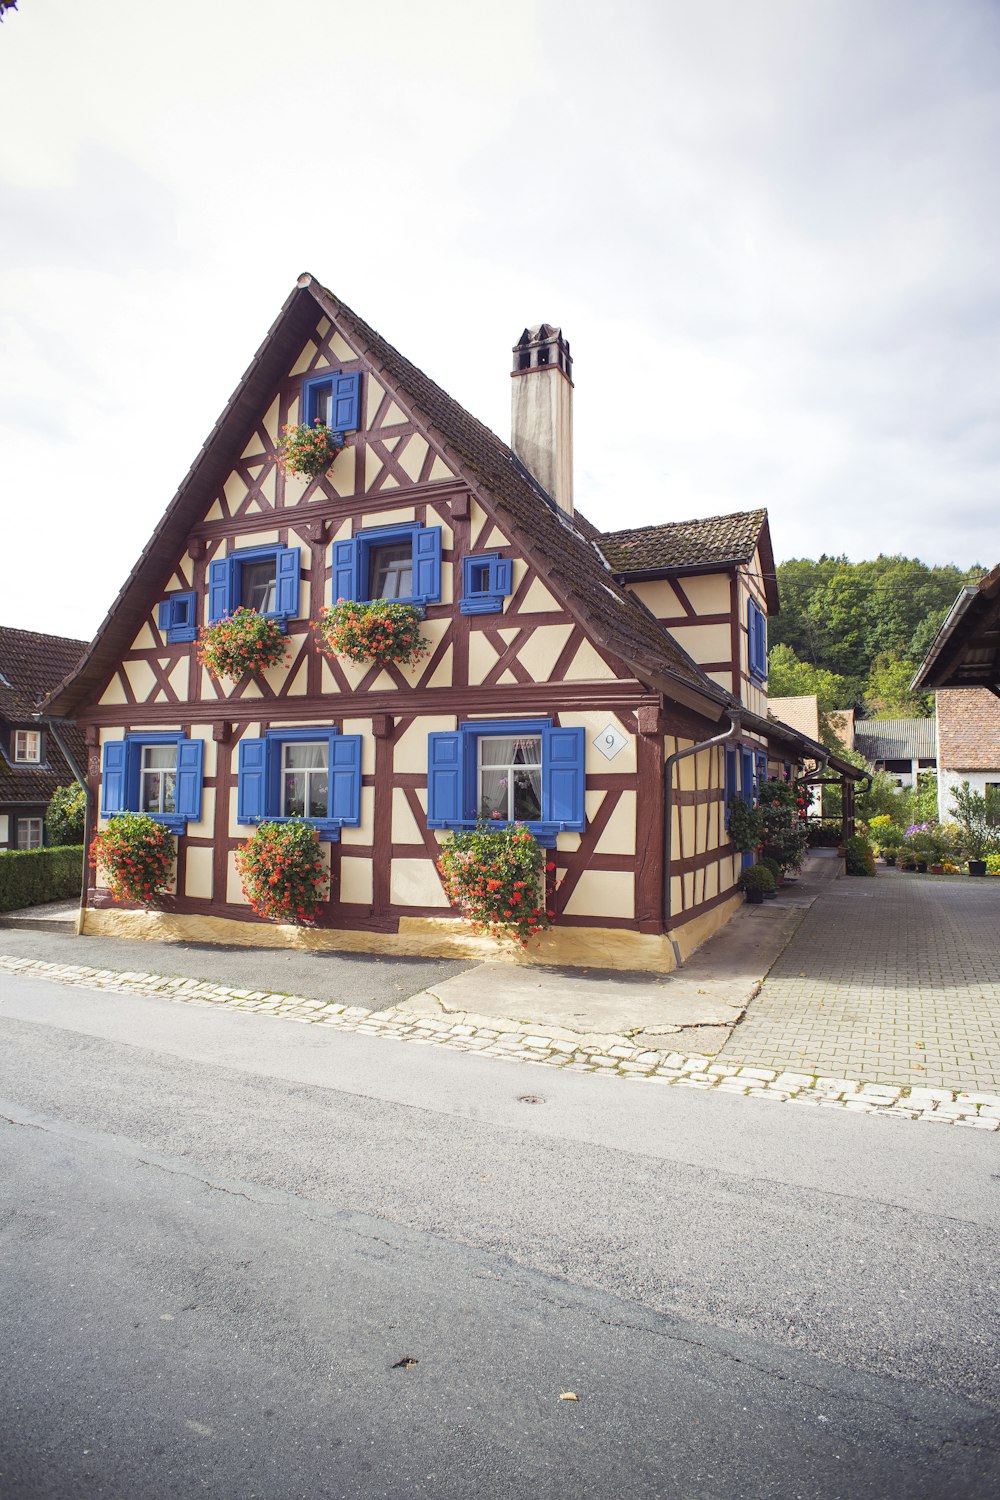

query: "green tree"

left=767, top=644, right=852, bottom=748
left=863, top=654, right=933, bottom=718
left=46, top=784, right=86, bottom=845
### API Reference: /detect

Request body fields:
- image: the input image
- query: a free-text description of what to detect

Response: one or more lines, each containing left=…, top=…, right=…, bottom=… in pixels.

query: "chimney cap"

left=512, top=324, right=572, bottom=379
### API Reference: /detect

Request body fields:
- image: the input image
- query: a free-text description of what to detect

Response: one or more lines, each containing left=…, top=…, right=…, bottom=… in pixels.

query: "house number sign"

left=593, top=724, right=628, bottom=761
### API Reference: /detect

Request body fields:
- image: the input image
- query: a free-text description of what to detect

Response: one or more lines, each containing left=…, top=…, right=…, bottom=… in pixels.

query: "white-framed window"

left=140, top=744, right=178, bottom=815
left=14, top=730, right=42, bottom=764
left=477, top=733, right=543, bottom=822
left=281, top=740, right=329, bottom=818
left=17, top=817, right=43, bottom=850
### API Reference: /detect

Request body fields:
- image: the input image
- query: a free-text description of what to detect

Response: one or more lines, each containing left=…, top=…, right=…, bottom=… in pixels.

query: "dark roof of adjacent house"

left=597, top=508, right=779, bottom=614
left=46, top=274, right=733, bottom=721
left=0, top=626, right=87, bottom=721
left=912, top=562, right=1000, bottom=694
left=0, top=625, right=87, bottom=808
left=853, top=718, right=937, bottom=763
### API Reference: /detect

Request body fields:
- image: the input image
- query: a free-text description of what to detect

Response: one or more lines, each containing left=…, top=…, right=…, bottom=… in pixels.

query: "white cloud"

left=1, top=0, right=998, bottom=641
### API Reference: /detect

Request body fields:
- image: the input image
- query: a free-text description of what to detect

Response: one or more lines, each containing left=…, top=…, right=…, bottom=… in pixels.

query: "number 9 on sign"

left=593, top=724, right=628, bottom=761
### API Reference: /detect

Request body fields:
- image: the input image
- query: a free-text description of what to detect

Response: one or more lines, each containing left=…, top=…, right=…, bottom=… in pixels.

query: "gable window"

left=157, top=591, right=198, bottom=644
left=427, top=719, right=584, bottom=846
left=100, top=734, right=204, bottom=834
left=17, top=817, right=43, bottom=850
left=747, top=598, right=768, bottom=681
left=460, top=552, right=513, bottom=616
left=14, top=730, right=42, bottom=764
left=302, top=371, right=362, bottom=433
left=237, top=727, right=362, bottom=841
left=331, top=524, right=442, bottom=610
left=207, top=545, right=301, bottom=628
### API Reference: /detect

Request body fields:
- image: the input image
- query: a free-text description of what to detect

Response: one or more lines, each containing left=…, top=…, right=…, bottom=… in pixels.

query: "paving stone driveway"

left=717, top=868, right=1000, bottom=1090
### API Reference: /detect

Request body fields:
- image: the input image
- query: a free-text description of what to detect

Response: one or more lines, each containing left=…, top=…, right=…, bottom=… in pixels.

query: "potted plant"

left=197, top=607, right=289, bottom=680
left=234, top=819, right=330, bottom=924
left=759, top=855, right=781, bottom=897
left=949, top=781, right=996, bottom=876
left=758, top=779, right=809, bottom=874
left=313, top=599, right=430, bottom=669
left=276, top=420, right=349, bottom=481
left=739, top=862, right=775, bottom=905
left=877, top=828, right=903, bottom=867
left=89, top=811, right=175, bottom=906
left=436, top=822, right=550, bottom=944
left=844, top=833, right=876, bottom=877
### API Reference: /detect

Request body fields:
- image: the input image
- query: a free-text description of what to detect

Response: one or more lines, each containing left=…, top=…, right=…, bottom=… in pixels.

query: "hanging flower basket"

left=197, top=607, right=289, bottom=680
left=89, top=812, right=175, bottom=906
left=234, top=819, right=330, bottom=924
left=313, top=600, right=430, bottom=668
left=276, top=421, right=349, bottom=481
left=437, top=822, right=552, bottom=945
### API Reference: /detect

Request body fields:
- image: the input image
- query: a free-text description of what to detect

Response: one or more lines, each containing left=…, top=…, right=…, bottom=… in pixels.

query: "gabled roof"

left=767, top=694, right=820, bottom=742
left=0, top=626, right=87, bottom=721
left=598, top=508, right=779, bottom=612
left=912, top=562, right=1000, bottom=695
left=935, top=688, right=1000, bottom=771
left=46, top=275, right=732, bottom=721
left=853, top=718, right=937, bottom=763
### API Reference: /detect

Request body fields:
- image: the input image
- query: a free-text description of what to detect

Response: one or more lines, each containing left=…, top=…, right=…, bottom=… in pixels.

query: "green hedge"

left=0, top=845, right=85, bottom=913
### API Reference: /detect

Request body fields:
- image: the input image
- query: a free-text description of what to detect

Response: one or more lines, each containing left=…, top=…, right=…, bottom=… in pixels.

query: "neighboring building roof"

left=767, top=694, right=820, bottom=743
left=46, top=274, right=732, bottom=722
left=598, top=508, right=779, bottom=614
left=936, top=688, right=1000, bottom=772
left=854, top=718, right=937, bottom=763
left=912, top=562, right=1000, bottom=694
left=0, top=625, right=88, bottom=809
left=0, top=626, right=87, bottom=721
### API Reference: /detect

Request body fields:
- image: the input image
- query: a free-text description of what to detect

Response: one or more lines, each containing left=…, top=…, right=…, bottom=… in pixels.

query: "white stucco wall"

left=938, top=768, right=1000, bottom=823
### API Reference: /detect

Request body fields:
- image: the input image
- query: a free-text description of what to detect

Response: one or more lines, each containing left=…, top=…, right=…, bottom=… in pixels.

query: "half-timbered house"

left=1, top=626, right=86, bottom=851
left=45, top=274, right=842, bottom=969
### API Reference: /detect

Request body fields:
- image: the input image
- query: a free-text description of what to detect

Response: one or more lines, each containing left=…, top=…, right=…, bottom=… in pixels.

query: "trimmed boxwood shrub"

left=845, top=834, right=876, bottom=877
left=0, top=845, right=85, bottom=912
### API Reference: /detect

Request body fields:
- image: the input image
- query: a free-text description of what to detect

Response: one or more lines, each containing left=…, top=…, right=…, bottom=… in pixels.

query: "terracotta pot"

left=929, top=863, right=944, bottom=875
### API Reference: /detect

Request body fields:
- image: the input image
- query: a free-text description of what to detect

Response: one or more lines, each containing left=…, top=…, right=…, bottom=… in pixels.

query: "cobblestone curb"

left=3, top=954, right=999, bottom=1129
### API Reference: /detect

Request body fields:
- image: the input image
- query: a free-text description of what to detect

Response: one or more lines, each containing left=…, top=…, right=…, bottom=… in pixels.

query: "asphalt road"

left=2, top=973, right=999, bottom=1499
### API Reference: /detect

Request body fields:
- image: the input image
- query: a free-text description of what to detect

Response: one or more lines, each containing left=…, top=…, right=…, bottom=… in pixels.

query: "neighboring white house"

left=935, top=689, right=1000, bottom=822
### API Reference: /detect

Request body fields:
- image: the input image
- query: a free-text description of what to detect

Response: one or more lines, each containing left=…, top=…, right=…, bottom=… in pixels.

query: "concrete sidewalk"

left=0, top=856, right=839, bottom=1051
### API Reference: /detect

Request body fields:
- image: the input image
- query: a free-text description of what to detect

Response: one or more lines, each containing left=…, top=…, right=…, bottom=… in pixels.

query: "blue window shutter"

left=208, top=559, right=230, bottom=623
left=740, top=748, right=755, bottom=804
left=427, top=732, right=463, bottom=827
left=275, top=546, right=300, bottom=618
left=543, top=726, right=585, bottom=830
left=757, top=608, right=767, bottom=678
left=493, top=557, right=513, bottom=596
left=100, top=741, right=128, bottom=816
left=175, top=738, right=204, bottom=823
left=237, top=739, right=267, bottom=823
left=413, top=526, right=442, bottom=602
left=724, top=747, right=737, bottom=829
left=332, top=539, right=357, bottom=602
left=331, top=372, right=361, bottom=432
left=157, top=600, right=172, bottom=633
left=329, top=734, right=362, bottom=824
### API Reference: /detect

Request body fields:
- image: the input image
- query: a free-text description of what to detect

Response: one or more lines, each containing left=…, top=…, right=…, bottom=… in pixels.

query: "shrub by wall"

left=0, top=845, right=84, bottom=912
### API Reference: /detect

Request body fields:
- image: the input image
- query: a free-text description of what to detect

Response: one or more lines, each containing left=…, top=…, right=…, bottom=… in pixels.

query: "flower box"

left=313, top=600, right=429, bottom=668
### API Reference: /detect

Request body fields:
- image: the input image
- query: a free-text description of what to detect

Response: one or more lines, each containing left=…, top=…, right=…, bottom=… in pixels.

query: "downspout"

left=36, top=714, right=92, bottom=931
left=662, top=709, right=741, bottom=930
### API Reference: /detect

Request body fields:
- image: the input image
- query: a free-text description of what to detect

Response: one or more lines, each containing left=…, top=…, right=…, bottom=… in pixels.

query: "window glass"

left=478, top=735, right=542, bottom=822
left=311, top=384, right=332, bottom=426
left=281, top=741, right=328, bottom=818
left=141, top=744, right=177, bottom=814
left=17, top=818, right=43, bottom=850
left=241, top=559, right=278, bottom=613
left=14, top=730, right=41, bottom=763
left=470, top=563, right=491, bottom=592
left=368, top=542, right=413, bottom=600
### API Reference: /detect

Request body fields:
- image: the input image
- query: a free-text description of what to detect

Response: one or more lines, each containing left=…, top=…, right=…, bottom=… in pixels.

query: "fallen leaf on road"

left=559, top=1392, right=578, bottom=1401
left=392, top=1357, right=419, bottom=1370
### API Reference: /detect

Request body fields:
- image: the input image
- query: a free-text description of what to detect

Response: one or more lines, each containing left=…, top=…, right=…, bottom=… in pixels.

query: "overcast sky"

left=1, top=0, right=998, bottom=641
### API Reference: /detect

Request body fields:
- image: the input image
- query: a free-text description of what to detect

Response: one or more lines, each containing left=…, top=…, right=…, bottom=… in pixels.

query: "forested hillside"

left=768, top=555, right=986, bottom=724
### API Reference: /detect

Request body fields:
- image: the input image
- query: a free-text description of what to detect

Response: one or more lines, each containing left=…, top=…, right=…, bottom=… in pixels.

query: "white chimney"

left=510, top=324, right=574, bottom=515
